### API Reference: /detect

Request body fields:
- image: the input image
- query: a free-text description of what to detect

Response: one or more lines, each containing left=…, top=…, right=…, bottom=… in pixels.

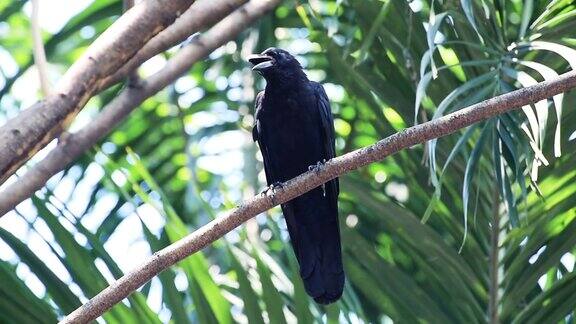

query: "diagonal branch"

left=97, top=0, right=248, bottom=92
left=31, top=0, right=52, bottom=96
left=123, top=0, right=138, bottom=86
left=61, top=71, right=576, bottom=323
left=0, top=0, right=282, bottom=217
left=0, top=0, right=195, bottom=186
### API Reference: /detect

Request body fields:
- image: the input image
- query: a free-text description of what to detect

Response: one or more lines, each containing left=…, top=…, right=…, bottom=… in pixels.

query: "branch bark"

left=0, top=0, right=283, bottom=217
left=97, top=0, right=248, bottom=92
left=0, top=0, right=195, bottom=185
left=123, top=0, right=138, bottom=86
left=61, top=71, right=576, bottom=323
left=31, top=0, right=52, bottom=96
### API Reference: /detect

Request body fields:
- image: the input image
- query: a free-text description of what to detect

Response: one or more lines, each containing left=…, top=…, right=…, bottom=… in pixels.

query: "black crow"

left=248, top=48, right=344, bottom=304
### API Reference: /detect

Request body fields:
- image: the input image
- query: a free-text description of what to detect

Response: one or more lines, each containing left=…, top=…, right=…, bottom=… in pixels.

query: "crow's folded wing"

left=252, top=91, right=274, bottom=186
left=312, top=82, right=339, bottom=196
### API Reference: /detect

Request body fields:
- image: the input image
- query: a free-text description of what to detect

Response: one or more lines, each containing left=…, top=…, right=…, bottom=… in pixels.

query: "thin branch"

left=61, top=72, right=576, bottom=323
left=97, top=0, right=248, bottom=92
left=0, top=0, right=195, bottom=185
left=0, top=0, right=282, bottom=217
left=31, top=0, right=51, bottom=96
left=122, top=0, right=139, bottom=86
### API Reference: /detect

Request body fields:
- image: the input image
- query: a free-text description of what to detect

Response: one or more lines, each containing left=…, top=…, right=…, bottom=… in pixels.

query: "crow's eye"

left=275, top=52, right=287, bottom=62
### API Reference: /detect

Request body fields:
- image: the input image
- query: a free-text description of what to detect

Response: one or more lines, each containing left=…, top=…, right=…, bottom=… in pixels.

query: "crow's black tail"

left=281, top=189, right=344, bottom=304
left=299, top=219, right=345, bottom=304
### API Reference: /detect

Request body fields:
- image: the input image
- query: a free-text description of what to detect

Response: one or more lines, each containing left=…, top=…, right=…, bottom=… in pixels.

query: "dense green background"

left=1, top=0, right=576, bottom=322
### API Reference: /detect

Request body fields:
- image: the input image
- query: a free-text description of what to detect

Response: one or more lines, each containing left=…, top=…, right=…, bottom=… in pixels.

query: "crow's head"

left=248, top=47, right=302, bottom=79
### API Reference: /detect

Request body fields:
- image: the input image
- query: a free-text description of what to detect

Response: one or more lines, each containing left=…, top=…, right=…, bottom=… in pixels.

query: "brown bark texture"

left=0, top=0, right=280, bottom=217
left=0, top=0, right=195, bottom=185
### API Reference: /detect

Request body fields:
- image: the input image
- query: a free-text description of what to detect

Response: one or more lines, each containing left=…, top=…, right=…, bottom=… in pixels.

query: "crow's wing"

left=312, top=82, right=339, bottom=196
left=252, top=91, right=306, bottom=285
left=251, top=91, right=264, bottom=143
left=254, top=85, right=343, bottom=304
left=252, top=91, right=274, bottom=186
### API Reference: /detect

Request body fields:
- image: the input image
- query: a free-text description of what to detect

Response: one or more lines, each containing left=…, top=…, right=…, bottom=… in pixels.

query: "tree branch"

left=31, top=0, right=51, bottom=96
left=61, top=71, right=576, bottom=323
left=122, top=0, right=139, bottom=86
left=0, top=0, right=282, bottom=217
left=97, top=0, right=248, bottom=92
left=0, top=0, right=195, bottom=186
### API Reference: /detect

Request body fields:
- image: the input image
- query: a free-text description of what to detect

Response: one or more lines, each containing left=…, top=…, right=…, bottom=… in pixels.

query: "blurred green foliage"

left=1, top=0, right=576, bottom=323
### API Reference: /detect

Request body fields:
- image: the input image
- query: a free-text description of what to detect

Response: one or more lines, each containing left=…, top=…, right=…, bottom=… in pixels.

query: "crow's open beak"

left=248, top=54, right=274, bottom=71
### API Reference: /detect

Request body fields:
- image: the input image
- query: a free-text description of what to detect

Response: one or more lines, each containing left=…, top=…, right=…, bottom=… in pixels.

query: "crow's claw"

left=260, top=181, right=284, bottom=196
left=308, top=160, right=328, bottom=196
left=308, top=159, right=327, bottom=173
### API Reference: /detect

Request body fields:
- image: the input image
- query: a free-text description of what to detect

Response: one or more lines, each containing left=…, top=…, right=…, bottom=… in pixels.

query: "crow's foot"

left=308, top=159, right=327, bottom=173
left=308, top=160, right=328, bottom=197
left=260, top=181, right=284, bottom=197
